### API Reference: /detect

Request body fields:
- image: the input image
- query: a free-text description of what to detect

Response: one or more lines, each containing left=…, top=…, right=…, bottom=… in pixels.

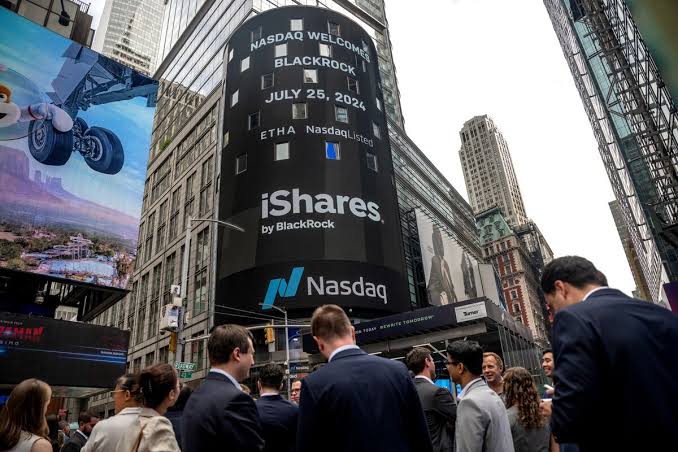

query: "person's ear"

left=350, top=326, right=356, bottom=343
left=233, top=346, right=241, bottom=362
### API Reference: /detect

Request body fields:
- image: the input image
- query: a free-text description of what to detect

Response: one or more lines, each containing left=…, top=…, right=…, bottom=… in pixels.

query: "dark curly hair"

left=504, top=367, right=545, bottom=429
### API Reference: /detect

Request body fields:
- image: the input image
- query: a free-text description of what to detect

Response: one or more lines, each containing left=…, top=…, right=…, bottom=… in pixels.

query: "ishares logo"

left=262, top=267, right=305, bottom=310
left=261, top=267, right=388, bottom=310
left=261, top=189, right=381, bottom=221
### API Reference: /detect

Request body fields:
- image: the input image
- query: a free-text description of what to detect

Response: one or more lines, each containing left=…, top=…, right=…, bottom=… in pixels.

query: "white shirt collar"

left=209, top=367, right=241, bottom=390
left=458, top=377, right=484, bottom=401
left=76, top=430, right=89, bottom=440
left=414, top=375, right=435, bottom=385
left=583, top=286, right=609, bottom=301
left=329, top=344, right=360, bottom=362
left=259, top=392, right=279, bottom=397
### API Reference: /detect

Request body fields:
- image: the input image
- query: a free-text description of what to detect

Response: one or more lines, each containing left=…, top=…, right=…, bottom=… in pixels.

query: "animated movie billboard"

left=415, top=209, right=483, bottom=306
left=0, top=9, right=157, bottom=289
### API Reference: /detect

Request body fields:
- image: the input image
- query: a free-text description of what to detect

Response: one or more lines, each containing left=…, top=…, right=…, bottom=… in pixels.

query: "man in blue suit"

left=540, top=256, right=678, bottom=451
left=297, top=304, right=432, bottom=452
left=255, top=363, right=298, bottom=452
left=182, top=324, right=264, bottom=452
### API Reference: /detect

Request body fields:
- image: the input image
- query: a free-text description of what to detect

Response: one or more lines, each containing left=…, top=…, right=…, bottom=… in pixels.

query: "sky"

left=384, top=0, right=636, bottom=295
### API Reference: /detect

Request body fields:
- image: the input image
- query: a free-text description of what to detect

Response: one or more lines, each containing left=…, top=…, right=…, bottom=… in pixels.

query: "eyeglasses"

left=109, top=389, right=125, bottom=397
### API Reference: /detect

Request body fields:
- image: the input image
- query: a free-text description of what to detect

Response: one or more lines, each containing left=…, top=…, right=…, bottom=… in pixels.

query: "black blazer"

left=551, top=288, right=678, bottom=451
left=413, top=377, right=456, bottom=452
left=297, top=348, right=432, bottom=452
left=181, top=371, right=264, bottom=452
left=255, top=394, right=298, bottom=452
left=427, top=255, right=457, bottom=305
left=164, top=409, right=183, bottom=449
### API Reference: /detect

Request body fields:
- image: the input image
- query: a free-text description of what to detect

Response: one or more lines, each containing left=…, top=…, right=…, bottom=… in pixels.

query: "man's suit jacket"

left=455, top=378, right=514, bottom=452
left=413, top=377, right=456, bottom=452
left=428, top=255, right=457, bottom=305
left=551, top=288, right=678, bottom=451
left=297, top=348, right=432, bottom=452
left=181, top=371, right=264, bottom=452
left=61, top=430, right=87, bottom=452
left=255, top=394, right=298, bottom=452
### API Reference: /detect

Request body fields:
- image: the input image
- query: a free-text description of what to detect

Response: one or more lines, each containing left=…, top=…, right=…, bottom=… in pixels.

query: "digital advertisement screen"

left=0, top=312, right=129, bottom=387
left=415, top=210, right=484, bottom=306
left=216, top=6, right=408, bottom=317
left=0, top=8, right=158, bottom=290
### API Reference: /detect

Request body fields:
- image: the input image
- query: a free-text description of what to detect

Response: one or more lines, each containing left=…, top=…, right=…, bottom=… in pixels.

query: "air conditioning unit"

left=55, top=305, right=78, bottom=322
left=159, top=304, right=180, bottom=332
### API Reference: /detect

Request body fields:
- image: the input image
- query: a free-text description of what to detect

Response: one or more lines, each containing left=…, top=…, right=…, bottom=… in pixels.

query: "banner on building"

left=0, top=9, right=158, bottom=290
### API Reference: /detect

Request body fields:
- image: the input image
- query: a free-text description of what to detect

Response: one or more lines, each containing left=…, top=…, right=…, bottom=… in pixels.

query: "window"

left=319, top=43, right=331, bottom=57
left=335, top=105, right=348, bottom=123
left=275, top=142, right=289, bottom=161
left=231, top=89, right=239, bottom=107
left=372, top=122, right=381, bottom=139
left=347, top=77, right=359, bottom=94
left=366, top=153, right=378, bottom=172
left=193, top=269, right=207, bottom=315
left=290, top=18, right=303, bottom=31
left=248, top=111, right=260, bottom=130
left=325, top=141, right=340, bottom=160
left=236, top=154, right=247, bottom=174
left=275, top=43, right=287, bottom=57
left=292, top=102, right=307, bottom=119
left=240, top=56, right=250, bottom=72
left=328, top=21, right=340, bottom=36
left=145, top=351, right=155, bottom=367
left=251, top=26, right=262, bottom=42
left=191, top=331, right=205, bottom=371
left=158, top=346, right=169, bottom=364
left=223, top=130, right=229, bottom=147
left=376, top=97, right=382, bottom=111
left=304, top=69, right=318, bottom=83
left=261, top=73, right=274, bottom=89
left=228, top=47, right=234, bottom=62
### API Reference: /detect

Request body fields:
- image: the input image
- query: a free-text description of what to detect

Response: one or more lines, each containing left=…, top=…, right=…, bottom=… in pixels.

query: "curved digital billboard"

left=216, top=6, right=408, bottom=317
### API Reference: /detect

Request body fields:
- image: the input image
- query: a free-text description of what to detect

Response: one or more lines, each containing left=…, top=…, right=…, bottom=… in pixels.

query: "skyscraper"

left=544, top=0, right=677, bottom=305
left=609, top=200, right=651, bottom=300
left=459, top=115, right=528, bottom=227
left=92, top=0, right=165, bottom=75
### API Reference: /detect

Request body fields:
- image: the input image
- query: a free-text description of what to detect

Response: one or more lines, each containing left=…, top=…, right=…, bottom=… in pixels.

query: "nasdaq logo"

left=262, top=267, right=305, bottom=310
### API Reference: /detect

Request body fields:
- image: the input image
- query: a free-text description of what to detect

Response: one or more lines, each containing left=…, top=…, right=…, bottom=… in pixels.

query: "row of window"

left=250, top=19, right=346, bottom=42
left=244, top=104, right=381, bottom=130
left=240, top=41, right=338, bottom=74
left=234, top=142, right=379, bottom=174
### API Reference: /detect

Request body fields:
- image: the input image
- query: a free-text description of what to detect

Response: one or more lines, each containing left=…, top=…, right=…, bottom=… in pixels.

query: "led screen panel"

left=0, top=8, right=158, bottom=289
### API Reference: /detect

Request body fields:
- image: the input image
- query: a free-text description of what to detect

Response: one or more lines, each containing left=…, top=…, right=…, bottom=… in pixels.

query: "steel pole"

left=284, top=308, right=290, bottom=399
left=176, top=218, right=192, bottom=364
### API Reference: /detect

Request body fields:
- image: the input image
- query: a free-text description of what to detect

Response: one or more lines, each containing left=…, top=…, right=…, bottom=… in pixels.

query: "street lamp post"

left=176, top=217, right=244, bottom=366
left=262, top=304, right=291, bottom=399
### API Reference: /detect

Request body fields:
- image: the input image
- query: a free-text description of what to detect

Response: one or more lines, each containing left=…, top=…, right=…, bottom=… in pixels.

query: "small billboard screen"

left=0, top=312, right=129, bottom=387
left=415, top=209, right=483, bottom=306
left=0, top=8, right=158, bottom=289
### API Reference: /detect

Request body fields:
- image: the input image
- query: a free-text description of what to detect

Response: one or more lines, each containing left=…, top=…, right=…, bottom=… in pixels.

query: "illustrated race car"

left=0, top=43, right=157, bottom=175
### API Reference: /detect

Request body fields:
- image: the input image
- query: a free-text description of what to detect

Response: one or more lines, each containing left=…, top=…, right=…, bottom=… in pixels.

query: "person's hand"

left=545, top=387, right=555, bottom=397
left=540, top=399, right=552, bottom=417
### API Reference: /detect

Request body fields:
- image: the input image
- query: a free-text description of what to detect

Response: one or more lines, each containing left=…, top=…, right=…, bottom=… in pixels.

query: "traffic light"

left=169, top=332, right=177, bottom=352
left=264, top=324, right=275, bottom=344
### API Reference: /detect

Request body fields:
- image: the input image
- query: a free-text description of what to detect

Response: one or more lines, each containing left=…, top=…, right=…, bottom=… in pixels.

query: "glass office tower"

left=545, top=0, right=678, bottom=305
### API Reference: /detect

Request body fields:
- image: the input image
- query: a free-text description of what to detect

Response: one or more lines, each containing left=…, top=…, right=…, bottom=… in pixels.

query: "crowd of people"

left=1, top=256, right=677, bottom=452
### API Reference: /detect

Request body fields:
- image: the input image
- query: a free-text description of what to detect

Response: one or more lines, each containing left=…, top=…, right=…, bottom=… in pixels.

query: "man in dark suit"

left=255, top=363, right=298, bottom=452
left=297, top=304, right=431, bottom=452
left=427, top=227, right=457, bottom=306
left=182, top=324, right=264, bottom=452
left=540, top=256, right=678, bottom=451
left=405, top=347, right=456, bottom=452
left=61, top=411, right=98, bottom=452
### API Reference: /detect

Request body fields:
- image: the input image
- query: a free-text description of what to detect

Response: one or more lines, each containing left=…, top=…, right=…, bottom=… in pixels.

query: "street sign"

left=174, top=362, right=196, bottom=372
left=179, top=371, right=193, bottom=379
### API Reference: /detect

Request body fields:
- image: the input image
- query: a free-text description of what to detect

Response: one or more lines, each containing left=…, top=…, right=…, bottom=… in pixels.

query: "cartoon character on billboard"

left=427, top=227, right=458, bottom=306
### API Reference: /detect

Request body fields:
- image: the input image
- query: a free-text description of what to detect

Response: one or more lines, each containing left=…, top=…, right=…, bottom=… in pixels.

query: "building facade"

left=2, top=0, right=94, bottom=46
left=92, top=0, right=165, bottom=75
left=477, top=207, right=551, bottom=345
left=544, top=0, right=677, bottom=305
left=87, top=0, right=530, bottom=414
left=459, top=115, right=528, bottom=228
left=609, top=200, right=651, bottom=300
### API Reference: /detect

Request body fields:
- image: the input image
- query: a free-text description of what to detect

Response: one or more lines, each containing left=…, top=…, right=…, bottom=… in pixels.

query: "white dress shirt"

left=328, top=344, right=360, bottom=362
left=209, top=367, right=241, bottom=390
left=414, top=375, right=435, bottom=385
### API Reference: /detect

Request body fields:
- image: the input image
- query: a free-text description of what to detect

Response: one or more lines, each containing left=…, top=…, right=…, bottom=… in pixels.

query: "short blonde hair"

left=311, top=304, right=352, bottom=341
